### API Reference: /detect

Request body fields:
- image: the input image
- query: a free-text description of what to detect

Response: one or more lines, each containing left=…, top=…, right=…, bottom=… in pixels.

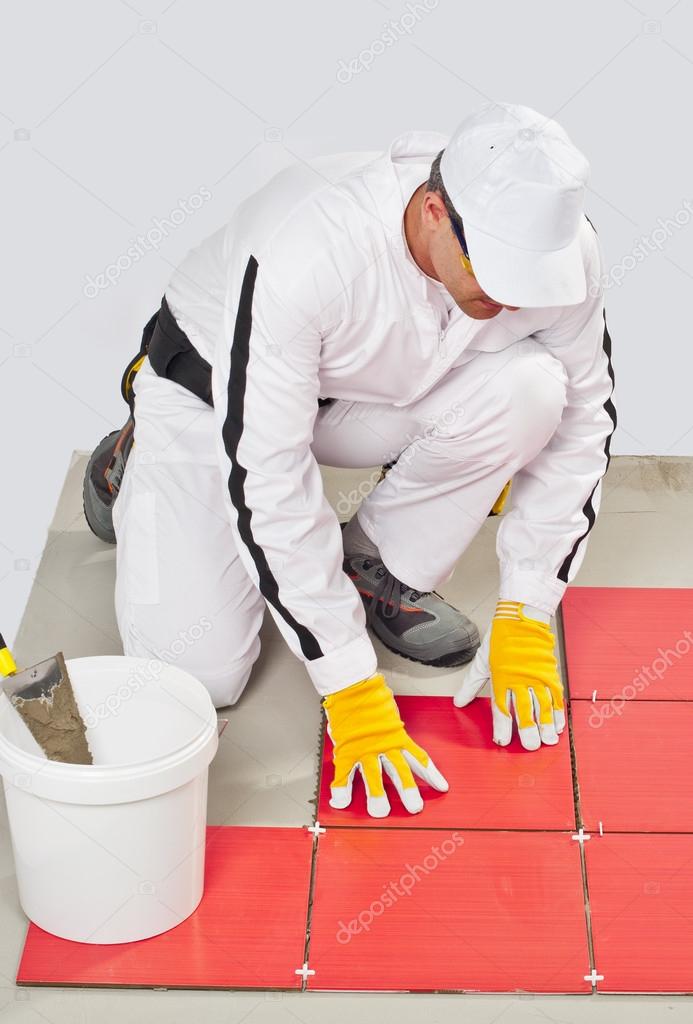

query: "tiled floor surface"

left=3, top=454, right=693, bottom=1018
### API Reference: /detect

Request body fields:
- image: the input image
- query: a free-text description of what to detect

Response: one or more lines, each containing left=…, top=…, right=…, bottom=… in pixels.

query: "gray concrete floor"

left=2, top=454, right=693, bottom=1022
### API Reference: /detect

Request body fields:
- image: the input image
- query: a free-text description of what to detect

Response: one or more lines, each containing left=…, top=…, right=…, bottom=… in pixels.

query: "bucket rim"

left=0, top=655, right=219, bottom=790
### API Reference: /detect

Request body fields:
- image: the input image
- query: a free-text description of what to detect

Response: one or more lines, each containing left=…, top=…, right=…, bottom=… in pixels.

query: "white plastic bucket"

left=0, top=656, right=218, bottom=944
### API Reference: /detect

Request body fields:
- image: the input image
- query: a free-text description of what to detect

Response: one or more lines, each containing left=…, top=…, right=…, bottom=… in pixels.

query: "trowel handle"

left=0, top=633, right=18, bottom=677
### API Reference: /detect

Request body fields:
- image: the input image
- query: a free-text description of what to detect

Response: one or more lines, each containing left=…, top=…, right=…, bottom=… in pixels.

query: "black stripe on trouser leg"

left=557, top=311, right=617, bottom=583
left=221, top=254, right=324, bottom=661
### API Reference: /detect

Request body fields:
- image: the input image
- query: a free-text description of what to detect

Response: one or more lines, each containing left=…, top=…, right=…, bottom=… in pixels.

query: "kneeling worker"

left=109, top=102, right=616, bottom=818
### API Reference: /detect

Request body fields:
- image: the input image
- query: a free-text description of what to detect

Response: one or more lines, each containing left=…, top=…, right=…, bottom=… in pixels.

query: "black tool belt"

left=145, top=296, right=214, bottom=406
left=122, top=295, right=334, bottom=411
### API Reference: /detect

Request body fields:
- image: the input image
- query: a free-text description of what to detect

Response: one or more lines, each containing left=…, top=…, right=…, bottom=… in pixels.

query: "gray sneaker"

left=344, top=554, right=480, bottom=667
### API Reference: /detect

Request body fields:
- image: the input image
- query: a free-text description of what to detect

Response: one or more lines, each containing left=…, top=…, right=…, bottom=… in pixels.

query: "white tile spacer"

left=599, top=821, right=604, bottom=836
left=584, top=968, right=604, bottom=984
left=295, top=962, right=315, bottom=981
left=571, top=828, right=591, bottom=845
left=591, top=689, right=598, bottom=703
left=307, top=821, right=326, bottom=837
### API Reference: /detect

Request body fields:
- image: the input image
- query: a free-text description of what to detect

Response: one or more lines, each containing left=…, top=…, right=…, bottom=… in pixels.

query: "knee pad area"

left=120, top=618, right=261, bottom=709
left=498, top=351, right=568, bottom=458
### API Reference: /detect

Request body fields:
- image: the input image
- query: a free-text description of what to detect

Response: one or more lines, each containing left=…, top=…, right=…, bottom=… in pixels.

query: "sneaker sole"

left=372, top=624, right=481, bottom=668
left=376, top=633, right=480, bottom=667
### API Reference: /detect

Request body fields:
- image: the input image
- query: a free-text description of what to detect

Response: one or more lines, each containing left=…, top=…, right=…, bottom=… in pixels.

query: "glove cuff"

left=496, top=600, right=551, bottom=625
left=322, top=672, right=386, bottom=710
left=323, top=673, right=406, bottom=760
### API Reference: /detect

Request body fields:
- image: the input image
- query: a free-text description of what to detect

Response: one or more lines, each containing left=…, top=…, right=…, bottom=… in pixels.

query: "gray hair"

left=427, top=150, right=464, bottom=228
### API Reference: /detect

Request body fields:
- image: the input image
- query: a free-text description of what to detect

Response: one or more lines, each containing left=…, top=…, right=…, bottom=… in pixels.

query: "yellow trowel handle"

left=491, top=479, right=512, bottom=516
left=0, top=633, right=18, bottom=677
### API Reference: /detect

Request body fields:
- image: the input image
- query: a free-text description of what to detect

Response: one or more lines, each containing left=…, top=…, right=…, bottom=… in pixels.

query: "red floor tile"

left=318, top=696, right=575, bottom=830
left=586, top=834, right=693, bottom=992
left=307, top=828, right=590, bottom=992
left=562, top=587, right=693, bottom=700
left=17, top=827, right=312, bottom=989
left=572, top=700, right=693, bottom=832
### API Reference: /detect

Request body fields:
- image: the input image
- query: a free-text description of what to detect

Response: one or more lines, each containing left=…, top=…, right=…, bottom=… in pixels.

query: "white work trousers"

left=113, top=337, right=567, bottom=708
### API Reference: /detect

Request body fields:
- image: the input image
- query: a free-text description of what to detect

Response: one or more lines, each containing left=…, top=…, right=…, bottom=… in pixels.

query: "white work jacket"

left=165, top=130, right=615, bottom=694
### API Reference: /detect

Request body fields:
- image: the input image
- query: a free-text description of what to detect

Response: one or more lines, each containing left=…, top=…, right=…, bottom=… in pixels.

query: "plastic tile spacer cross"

left=572, top=700, right=693, bottom=832
left=318, top=696, right=575, bottom=830
left=585, top=833, right=693, bottom=992
left=17, top=827, right=312, bottom=990
left=571, top=828, right=591, bottom=845
left=562, top=587, right=693, bottom=700
left=307, top=828, right=591, bottom=992
left=294, top=962, right=315, bottom=981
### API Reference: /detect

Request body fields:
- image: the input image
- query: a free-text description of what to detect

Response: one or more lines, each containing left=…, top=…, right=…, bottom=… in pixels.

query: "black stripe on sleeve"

left=221, top=255, right=324, bottom=661
left=557, top=311, right=617, bottom=583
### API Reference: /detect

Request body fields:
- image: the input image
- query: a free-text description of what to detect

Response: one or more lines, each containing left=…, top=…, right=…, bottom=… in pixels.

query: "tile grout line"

left=556, top=603, right=582, bottom=825
left=558, top=602, right=599, bottom=993
left=296, top=707, right=329, bottom=991
left=315, top=823, right=577, bottom=834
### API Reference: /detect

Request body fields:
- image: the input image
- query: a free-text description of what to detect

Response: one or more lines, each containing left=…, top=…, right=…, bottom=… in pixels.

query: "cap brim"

left=462, top=220, right=587, bottom=308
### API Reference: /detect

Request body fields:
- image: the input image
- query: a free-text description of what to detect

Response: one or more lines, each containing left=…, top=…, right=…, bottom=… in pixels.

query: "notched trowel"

left=0, top=633, right=93, bottom=765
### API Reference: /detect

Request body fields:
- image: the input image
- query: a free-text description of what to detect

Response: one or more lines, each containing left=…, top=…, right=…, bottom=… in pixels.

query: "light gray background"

left=1, top=0, right=691, bottom=644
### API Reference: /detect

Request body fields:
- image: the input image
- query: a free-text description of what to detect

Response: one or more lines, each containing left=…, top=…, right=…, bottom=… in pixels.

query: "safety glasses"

left=449, top=215, right=474, bottom=276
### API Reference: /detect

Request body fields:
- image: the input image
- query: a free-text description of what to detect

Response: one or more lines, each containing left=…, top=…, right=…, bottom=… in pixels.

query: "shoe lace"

left=362, top=559, right=429, bottom=625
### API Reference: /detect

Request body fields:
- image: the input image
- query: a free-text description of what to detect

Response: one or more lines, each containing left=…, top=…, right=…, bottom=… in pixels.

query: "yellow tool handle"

left=491, top=479, right=512, bottom=516
left=0, top=632, right=18, bottom=676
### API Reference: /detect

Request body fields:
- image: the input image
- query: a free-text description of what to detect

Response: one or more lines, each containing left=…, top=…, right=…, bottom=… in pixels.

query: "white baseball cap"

left=440, top=102, right=591, bottom=307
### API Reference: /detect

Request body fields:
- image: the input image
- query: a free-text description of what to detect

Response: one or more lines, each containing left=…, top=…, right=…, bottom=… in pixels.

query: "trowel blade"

left=2, top=651, right=70, bottom=703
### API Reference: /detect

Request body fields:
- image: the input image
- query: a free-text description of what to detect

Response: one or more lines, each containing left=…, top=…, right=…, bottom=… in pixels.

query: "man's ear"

left=421, top=190, right=449, bottom=229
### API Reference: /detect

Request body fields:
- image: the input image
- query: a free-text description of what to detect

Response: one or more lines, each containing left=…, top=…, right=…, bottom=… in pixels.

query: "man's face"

left=423, top=191, right=520, bottom=320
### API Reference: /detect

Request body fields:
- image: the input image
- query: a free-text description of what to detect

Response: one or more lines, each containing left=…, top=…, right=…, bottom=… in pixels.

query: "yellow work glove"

left=454, top=600, right=565, bottom=750
left=324, top=672, right=448, bottom=818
